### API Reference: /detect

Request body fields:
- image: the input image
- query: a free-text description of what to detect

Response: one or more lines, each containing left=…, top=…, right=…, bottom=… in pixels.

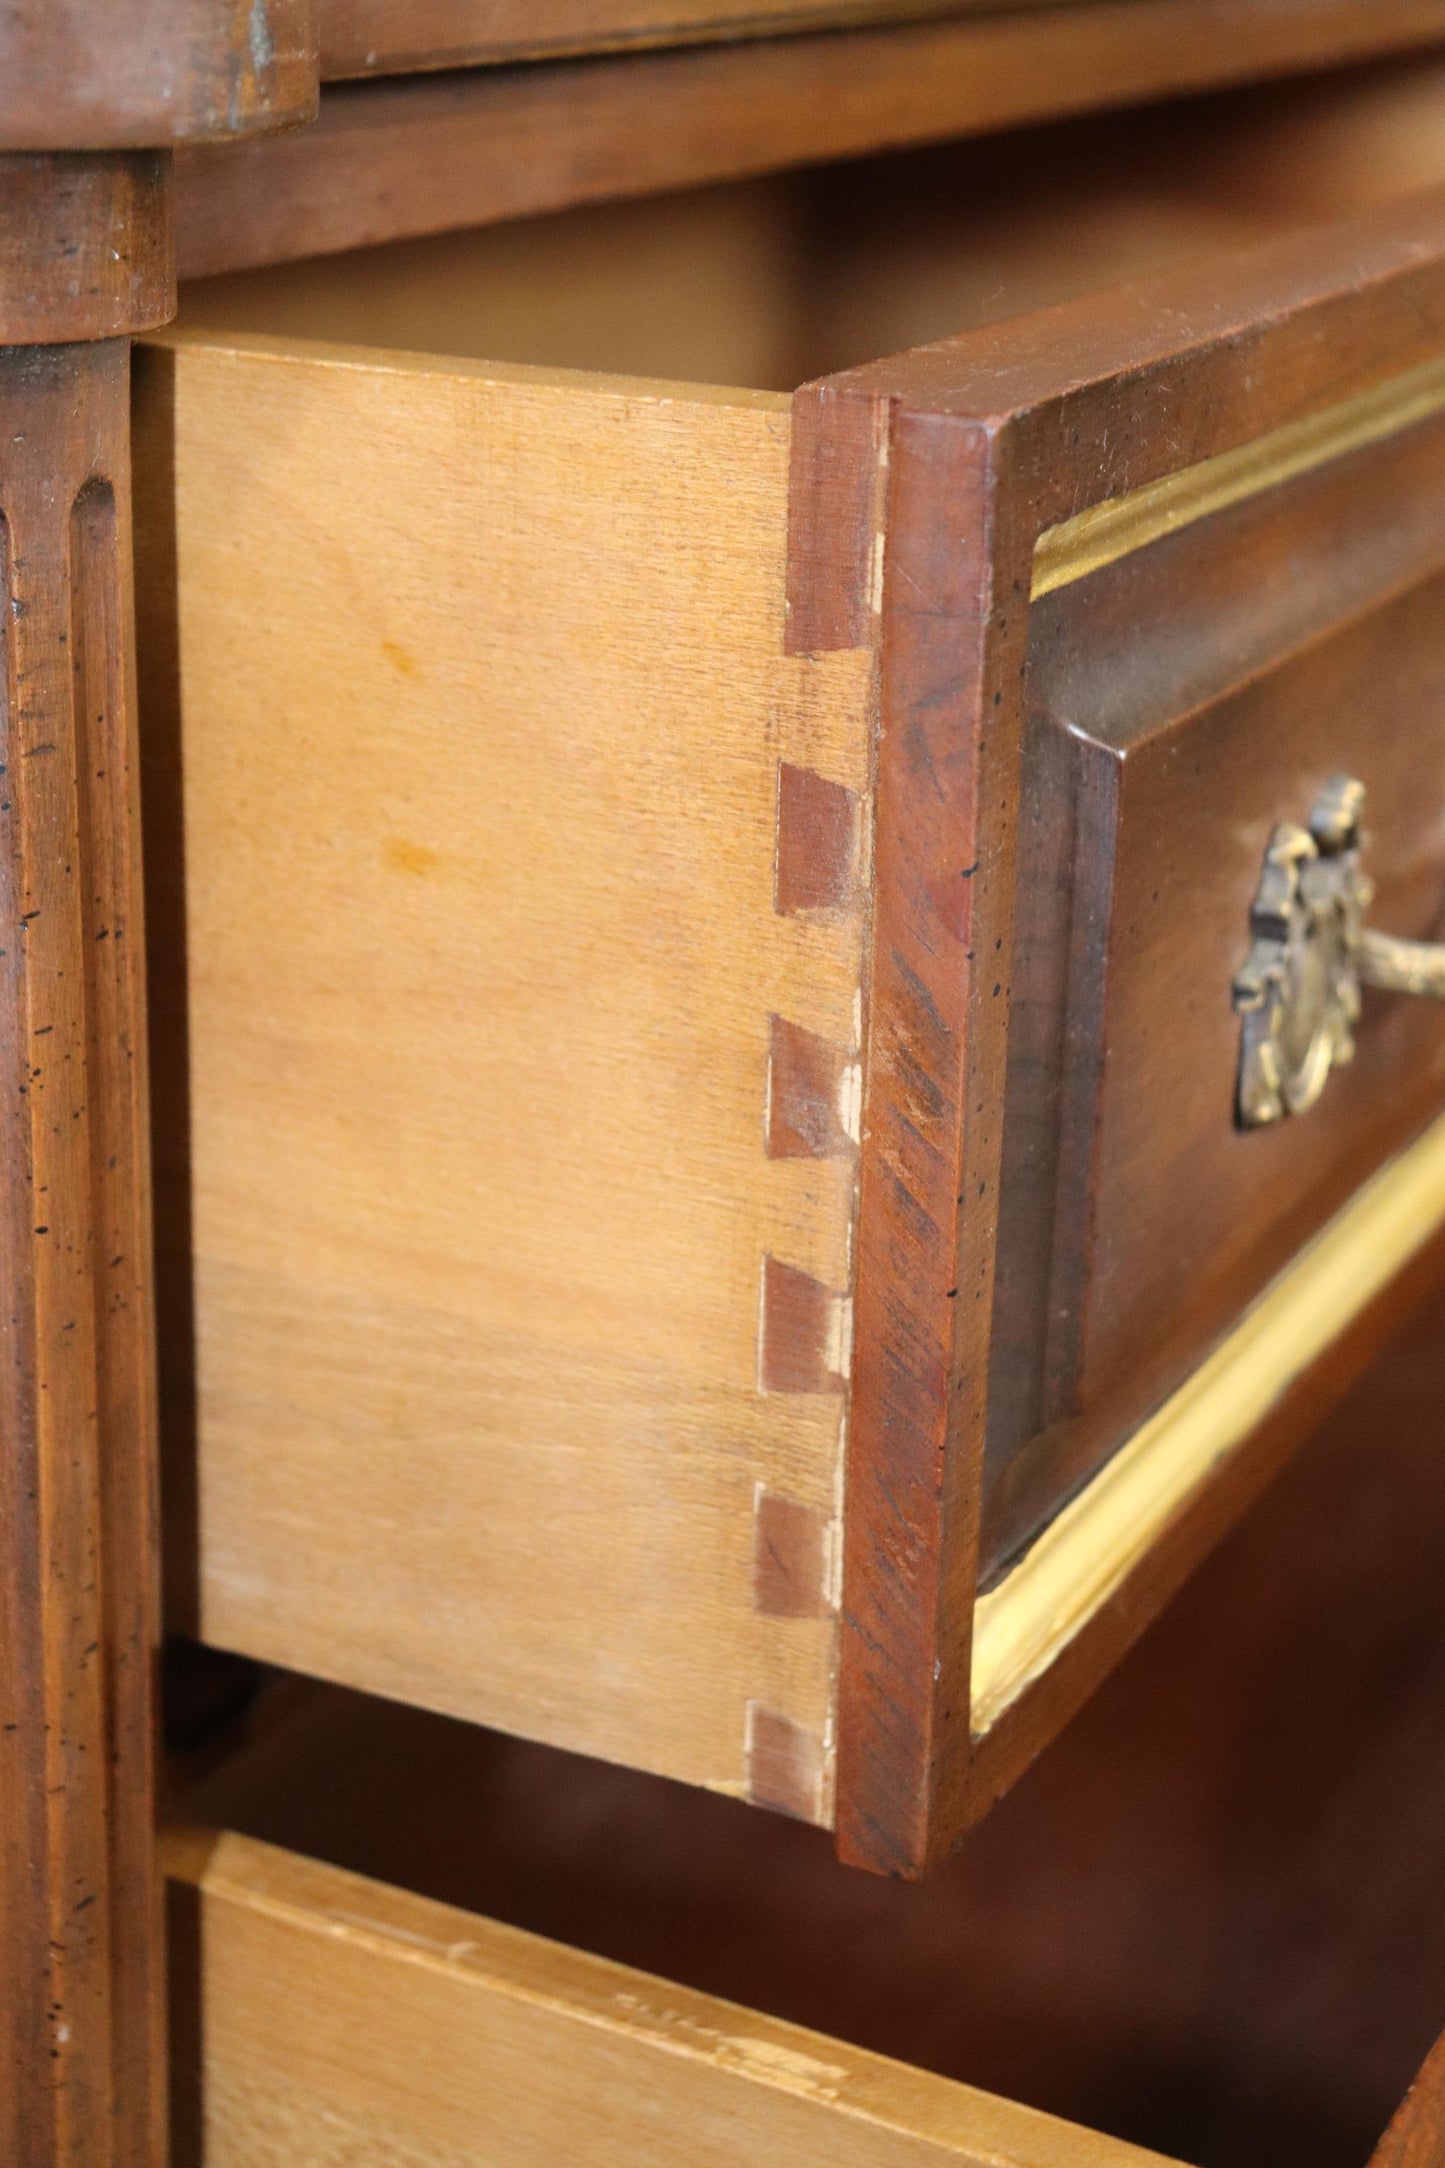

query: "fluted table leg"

left=0, top=333, right=163, bottom=2168
left=0, top=22, right=320, bottom=2148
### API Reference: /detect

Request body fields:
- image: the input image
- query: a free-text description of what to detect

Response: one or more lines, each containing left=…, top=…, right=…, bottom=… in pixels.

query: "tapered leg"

left=0, top=338, right=163, bottom=2167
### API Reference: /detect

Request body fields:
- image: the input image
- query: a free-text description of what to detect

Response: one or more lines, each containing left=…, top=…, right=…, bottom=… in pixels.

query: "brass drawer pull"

left=1234, top=776, right=1445, bottom=1127
left=1357, top=927, right=1445, bottom=1001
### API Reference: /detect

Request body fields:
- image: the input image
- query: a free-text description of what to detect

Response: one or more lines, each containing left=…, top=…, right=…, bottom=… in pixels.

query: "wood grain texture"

left=173, top=0, right=1445, bottom=276
left=794, top=188, right=1445, bottom=1872
left=133, top=332, right=870, bottom=1813
left=0, top=342, right=164, bottom=2166
left=0, top=0, right=318, bottom=150
left=164, top=1825, right=1180, bottom=2168
left=1371, top=2028, right=1445, bottom=2168
left=0, top=154, right=174, bottom=346
left=319, top=0, right=1091, bottom=76
left=851, top=407, right=1026, bottom=1882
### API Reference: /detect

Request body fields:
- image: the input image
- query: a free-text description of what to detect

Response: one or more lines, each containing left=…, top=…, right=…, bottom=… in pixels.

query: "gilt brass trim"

left=971, top=1108, right=1445, bottom=1734
left=1031, top=351, right=1445, bottom=601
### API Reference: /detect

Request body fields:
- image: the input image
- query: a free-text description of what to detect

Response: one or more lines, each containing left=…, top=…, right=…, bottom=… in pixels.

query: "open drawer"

left=135, top=69, right=1445, bottom=1874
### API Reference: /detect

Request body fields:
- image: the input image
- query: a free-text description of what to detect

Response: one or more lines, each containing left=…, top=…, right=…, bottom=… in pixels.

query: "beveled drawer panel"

left=138, top=152, right=1445, bottom=1872
left=986, top=381, right=1445, bottom=1579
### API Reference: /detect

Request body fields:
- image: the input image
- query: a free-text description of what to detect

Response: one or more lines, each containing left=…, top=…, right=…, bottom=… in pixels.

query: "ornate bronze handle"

left=1233, top=776, right=1445, bottom=1128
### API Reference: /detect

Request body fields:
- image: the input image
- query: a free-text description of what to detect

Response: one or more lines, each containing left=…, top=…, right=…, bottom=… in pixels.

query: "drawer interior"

left=168, top=1287, right=1445, bottom=2168
left=175, top=53, right=1445, bottom=390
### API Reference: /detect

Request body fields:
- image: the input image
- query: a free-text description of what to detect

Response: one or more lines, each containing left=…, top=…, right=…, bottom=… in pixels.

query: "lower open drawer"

left=168, top=1824, right=1176, bottom=2168
left=167, top=1780, right=1444, bottom=2168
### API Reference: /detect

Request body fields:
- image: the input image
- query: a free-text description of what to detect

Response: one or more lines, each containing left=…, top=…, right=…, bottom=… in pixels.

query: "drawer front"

left=791, top=190, right=1445, bottom=1870
left=166, top=1826, right=1174, bottom=2168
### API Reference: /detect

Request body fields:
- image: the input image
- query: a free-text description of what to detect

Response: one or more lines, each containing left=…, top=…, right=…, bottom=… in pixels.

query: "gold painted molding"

left=971, top=1108, right=1445, bottom=1733
left=1032, top=350, right=1445, bottom=601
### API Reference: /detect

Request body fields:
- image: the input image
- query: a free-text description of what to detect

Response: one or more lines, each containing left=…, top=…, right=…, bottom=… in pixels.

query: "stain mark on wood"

left=380, top=636, right=418, bottom=676
left=385, top=835, right=441, bottom=879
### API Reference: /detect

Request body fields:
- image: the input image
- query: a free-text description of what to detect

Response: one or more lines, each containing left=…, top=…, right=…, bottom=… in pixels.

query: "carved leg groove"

left=0, top=339, right=163, bottom=2168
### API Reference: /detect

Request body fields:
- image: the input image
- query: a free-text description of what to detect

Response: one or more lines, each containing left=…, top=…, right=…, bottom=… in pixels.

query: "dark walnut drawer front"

left=137, top=190, right=1445, bottom=1879
left=987, top=429, right=1445, bottom=1581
